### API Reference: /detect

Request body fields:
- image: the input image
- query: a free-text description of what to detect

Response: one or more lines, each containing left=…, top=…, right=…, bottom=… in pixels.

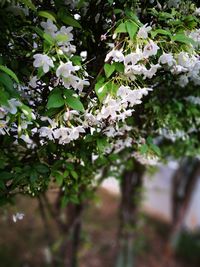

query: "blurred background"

left=0, top=161, right=200, bottom=267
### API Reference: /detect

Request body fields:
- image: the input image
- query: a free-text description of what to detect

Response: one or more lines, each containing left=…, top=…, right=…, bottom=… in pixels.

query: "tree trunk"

left=116, top=162, right=145, bottom=267
left=170, top=158, right=200, bottom=249
left=60, top=202, right=83, bottom=267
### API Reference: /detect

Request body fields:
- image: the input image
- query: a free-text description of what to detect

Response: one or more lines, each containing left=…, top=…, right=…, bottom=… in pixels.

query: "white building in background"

left=102, top=163, right=200, bottom=231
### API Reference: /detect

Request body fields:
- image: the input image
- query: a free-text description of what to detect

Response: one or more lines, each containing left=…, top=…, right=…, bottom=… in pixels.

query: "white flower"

left=53, top=127, right=70, bottom=144
left=33, top=54, right=54, bottom=73
left=178, top=75, right=189, bottom=87
left=170, top=65, right=187, bottom=74
left=80, top=51, right=87, bottom=61
left=98, top=98, right=120, bottom=120
left=143, top=64, right=160, bottom=79
left=4, top=98, right=22, bottom=114
left=39, top=127, right=54, bottom=140
left=105, top=49, right=124, bottom=62
left=60, top=44, right=76, bottom=55
left=41, top=19, right=57, bottom=37
left=104, top=126, right=117, bottom=137
left=124, top=51, right=143, bottom=66
left=12, top=212, right=25, bottom=223
left=125, top=64, right=146, bottom=76
left=73, top=78, right=90, bottom=92
left=143, top=40, right=159, bottom=58
left=69, top=126, right=85, bottom=140
left=194, top=8, right=200, bottom=16
left=56, top=26, right=73, bottom=45
left=117, top=86, right=130, bottom=99
left=62, top=74, right=78, bottom=89
left=137, top=24, right=152, bottom=39
left=189, top=29, right=200, bottom=47
left=177, top=52, right=192, bottom=68
left=185, top=96, right=200, bottom=105
left=159, top=53, right=174, bottom=66
left=56, top=61, right=79, bottom=78
left=0, top=107, right=6, bottom=119
left=29, top=76, right=38, bottom=88
left=133, top=152, right=159, bottom=165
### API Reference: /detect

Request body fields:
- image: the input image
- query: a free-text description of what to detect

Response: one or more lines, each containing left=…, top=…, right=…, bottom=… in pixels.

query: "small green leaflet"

left=125, top=20, right=138, bottom=39
left=114, top=20, right=139, bottom=39
left=104, top=63, right=115, bottom=78
left=20, top=0, right=36, bottom=11
left=65, top=95, right=85, bottom=112
left=0, top=65, right=19, bottom=84
left=34, top=27, right=54, bottom=45
left=151, top=29, right=172, bottom=38
left=115, top=22, right=127, bottom=34
left=58, top=10, right=82, bottom=28
left=95, top=82, right=108, bottom=102
left=38, top=11, right=56, bottom=22
left=47, top=90, right=65, bottom=109
left=171, top=33, right=196, bottom=46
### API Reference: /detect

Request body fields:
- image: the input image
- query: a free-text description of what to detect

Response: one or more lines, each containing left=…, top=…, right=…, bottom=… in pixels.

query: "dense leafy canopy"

left=0, top=0, right=200, bottom=207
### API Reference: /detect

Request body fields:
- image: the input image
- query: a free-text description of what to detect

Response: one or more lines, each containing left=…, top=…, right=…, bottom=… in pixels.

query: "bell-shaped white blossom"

left=29, top=76, right=38, bottom=88
left=124, top=51, right=143, bottom=66
left=105, top=49, right=124, bottom=62
left=194, top=8, right=200, bottom=16
left=33, top=54, right=54, bottom=73
left=137, top=24, right=152, bottom=39
left=4, top=98, right=22, bottom=114
left=143, top=40, right=159, bottom=58
left=41, top=19, right=58, bottom=37
left=159, top=53, right=175, bottom=66
left=56, top=61, right=80, bottom=78
left=143, top=64, right=160, bottom=79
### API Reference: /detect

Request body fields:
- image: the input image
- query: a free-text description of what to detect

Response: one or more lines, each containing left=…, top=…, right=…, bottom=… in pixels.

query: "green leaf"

left=125, top=10, right=142, bottom=26
left=54, top=171, right=64, bottom=186
left=151, top=29, right=172, bottom=38
left=108, top=82, right=119, bottom=95
left=97, top=137, right=108, bottom=153
left=95, top=82, right=108, bottom=102
left=38, top=11, right=56, bottom=22
left=20, top=104, right=33, bottom=120
left=0, top=73, right=14, bottom=92
left=0, top=89, right=9, bottom=105
left=114, top=22, right=127, bottom=34
left=47, top=90, right=65, bottom=109
left=140, top=144, right=148, bottom=154
left=20, top=0, right=36, bottom=11
left=35, top=164, right=49, bottom=174
left=104, top=63, right=115, bottom=78
left=43, top=33, right=54, bottom=45
left=158, top=12, right=174, bottom=20
left=64, top=92, right=84, bottom=112
left=0, top=65, right=19, bottom=83
left=172, top=34, right=196, bottom=46
left=113, top=62, right=124, bottom=73
left=71, top=170, right=78, bottom=180
left=71, top=55, right=82, bottom=66
left=114, top=9, right=123, bottom=15
left=58, top=10, right=81, bottom=28
left=150, top=143, right=161, bottom=156
left=125, top=20, right=138, bottom=39
left=34, top=27, right=55, bottom=45
left=30, top=169, right=38, bottom=182
left=55, top=33, right=69, bottom=43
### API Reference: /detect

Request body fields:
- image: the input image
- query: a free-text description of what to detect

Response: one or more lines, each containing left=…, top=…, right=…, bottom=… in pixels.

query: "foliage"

left=0, top=0, right=200, bottom=210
